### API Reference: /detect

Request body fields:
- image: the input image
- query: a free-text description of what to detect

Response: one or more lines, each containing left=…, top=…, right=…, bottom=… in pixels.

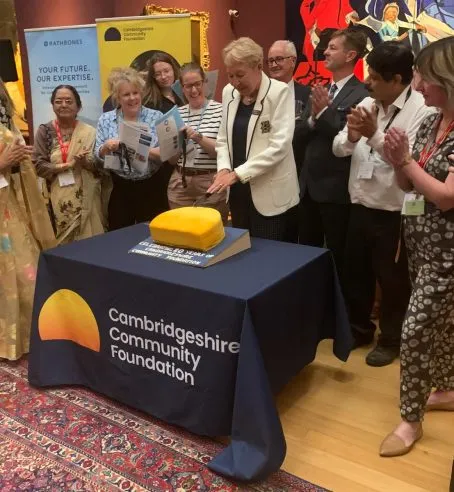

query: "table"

left=29, top=224, right=352, bottom=482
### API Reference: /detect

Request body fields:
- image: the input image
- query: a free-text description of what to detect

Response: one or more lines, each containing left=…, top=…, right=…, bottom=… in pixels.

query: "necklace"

left=243, top=95, right=256, bottom=105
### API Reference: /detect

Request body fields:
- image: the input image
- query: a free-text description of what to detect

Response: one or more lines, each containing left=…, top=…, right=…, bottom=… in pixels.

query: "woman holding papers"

left=167, top=62, right=228, bottom=223
left=0, top=78, right=55, bottom=360
left=95, top=68, right=162, bottom=230
left=33, top=85, right=105, bottom=244
left=207, top=37, right=299, bottom=240
left=144, top=52, right=185, bottom=223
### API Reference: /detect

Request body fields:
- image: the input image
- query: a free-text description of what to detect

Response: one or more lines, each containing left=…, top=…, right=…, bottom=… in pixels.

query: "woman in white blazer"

left=207, top=37, right=299, bottom=241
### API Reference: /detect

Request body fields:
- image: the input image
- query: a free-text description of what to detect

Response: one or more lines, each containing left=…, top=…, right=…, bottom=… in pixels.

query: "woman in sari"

left=0, top=79, right=55, bottom=360
left=33, top=85, right=105, bottom=244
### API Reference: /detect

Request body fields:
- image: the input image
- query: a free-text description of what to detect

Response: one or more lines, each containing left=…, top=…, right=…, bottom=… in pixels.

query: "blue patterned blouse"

left=95, top=106, right=162, bottom=180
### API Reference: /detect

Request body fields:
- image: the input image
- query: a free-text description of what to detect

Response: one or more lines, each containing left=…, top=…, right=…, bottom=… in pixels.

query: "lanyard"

left=53, top=120, right=76, bottom=163
left=418, top=115, right=454, bottom=169
left=381, top=87, right=412, bottom=133
left=188, top=100, right=209, bottom=134
left=370, top=88, right=411, bottom=157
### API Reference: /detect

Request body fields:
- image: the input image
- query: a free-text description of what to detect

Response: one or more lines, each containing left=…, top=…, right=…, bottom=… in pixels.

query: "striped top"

left=177, top=99, right=222, bottom=169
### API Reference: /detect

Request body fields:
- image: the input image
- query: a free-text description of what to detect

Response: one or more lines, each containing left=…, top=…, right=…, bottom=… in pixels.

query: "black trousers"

left=108, top=170, right=170, bottom=231
left=343, top=204, right=411, bottom=348
left=229, top=181, right=298, bottom=242
left=298, top=191, right=350, bottom=287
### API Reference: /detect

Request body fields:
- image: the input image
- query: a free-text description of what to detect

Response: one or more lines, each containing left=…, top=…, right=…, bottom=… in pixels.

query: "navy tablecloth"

left=28, top=224, right=352, bottom=481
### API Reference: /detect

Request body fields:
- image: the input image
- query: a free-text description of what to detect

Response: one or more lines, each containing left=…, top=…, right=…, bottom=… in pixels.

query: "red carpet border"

left=0, top=359, right=328, bottom=491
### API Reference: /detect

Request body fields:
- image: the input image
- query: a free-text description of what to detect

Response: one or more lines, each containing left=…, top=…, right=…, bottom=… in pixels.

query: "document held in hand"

left=155, top=105, right=185, bottom=162
left=119, top=121, right=153, bottom=174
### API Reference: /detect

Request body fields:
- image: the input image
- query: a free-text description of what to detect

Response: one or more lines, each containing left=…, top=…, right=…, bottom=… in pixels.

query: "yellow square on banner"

left=96, top=15, right=192, bottom=102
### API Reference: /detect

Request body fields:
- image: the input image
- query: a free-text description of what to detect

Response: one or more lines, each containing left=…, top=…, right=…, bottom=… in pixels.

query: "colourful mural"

left=286, top=0, right=454, bottom=86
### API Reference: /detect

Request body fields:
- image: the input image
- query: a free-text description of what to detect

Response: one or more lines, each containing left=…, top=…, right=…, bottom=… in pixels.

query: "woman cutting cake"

left=208, top=37, right=299, bottom=241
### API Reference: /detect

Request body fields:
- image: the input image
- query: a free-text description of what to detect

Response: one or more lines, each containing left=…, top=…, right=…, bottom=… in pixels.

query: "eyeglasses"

left=153, top=68, right=173, bottom=79
left=182, top=80, right=204, bottom=90
left=266, top=56, right=294, bottom=66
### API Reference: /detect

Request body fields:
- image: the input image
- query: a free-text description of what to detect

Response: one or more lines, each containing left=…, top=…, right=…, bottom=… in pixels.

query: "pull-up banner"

left=96, top=15, right=192, bottom=104
left=24, top=25, right=102, bottom=132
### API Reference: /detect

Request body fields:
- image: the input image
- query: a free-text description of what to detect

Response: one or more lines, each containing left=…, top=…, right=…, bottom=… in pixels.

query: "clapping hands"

left=311, top=85, right=331, bottom=117
left=0, top=138, right=33, bottom=171
left=346, top=104, right=378, bottom=142
left=383, top=128, right=411, bottom=169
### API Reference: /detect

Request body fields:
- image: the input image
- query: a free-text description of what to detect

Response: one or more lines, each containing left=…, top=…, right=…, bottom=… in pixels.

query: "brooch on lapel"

left=261, top=120, right=271, bottom=133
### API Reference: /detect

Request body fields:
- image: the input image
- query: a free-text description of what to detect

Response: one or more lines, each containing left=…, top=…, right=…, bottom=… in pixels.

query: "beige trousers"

left=167, top=168, right=229, bottom=224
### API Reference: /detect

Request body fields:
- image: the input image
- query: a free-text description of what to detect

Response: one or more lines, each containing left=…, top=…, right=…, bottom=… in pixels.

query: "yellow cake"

left=149, top=207, right=225, bottom=252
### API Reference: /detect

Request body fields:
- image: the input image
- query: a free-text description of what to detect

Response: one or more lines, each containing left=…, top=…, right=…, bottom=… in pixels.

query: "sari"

left=33, top=121, right=106, bottom=244
left=0, top=122, right=56, bottom=360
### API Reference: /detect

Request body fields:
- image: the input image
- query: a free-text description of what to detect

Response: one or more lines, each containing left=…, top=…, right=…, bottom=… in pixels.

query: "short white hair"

left=270, top=40, right=297, bottom=58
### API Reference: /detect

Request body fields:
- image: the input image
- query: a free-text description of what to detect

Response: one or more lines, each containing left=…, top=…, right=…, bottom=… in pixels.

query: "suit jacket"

left=297, top=76, right=368, bottom=204
left=293, top=82, right=311, bottom=176
left=216, top=73, right=300, bottom=217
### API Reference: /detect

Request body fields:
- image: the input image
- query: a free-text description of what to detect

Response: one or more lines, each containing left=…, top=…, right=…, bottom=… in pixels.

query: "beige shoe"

left=426, top=400, right=454, bottom=412
left=379, top=427, right=423, bottom=457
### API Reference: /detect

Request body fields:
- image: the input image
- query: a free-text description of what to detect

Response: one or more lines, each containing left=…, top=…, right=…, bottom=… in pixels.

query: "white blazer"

left=216, top=73, right=300, bottom=217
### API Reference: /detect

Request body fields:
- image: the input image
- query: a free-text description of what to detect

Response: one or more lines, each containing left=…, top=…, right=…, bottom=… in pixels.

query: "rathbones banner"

left=25, top=25, right=102, bottom=131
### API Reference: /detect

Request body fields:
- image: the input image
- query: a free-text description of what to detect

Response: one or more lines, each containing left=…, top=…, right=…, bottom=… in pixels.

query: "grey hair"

left=270, top=40, right=297, bottom=58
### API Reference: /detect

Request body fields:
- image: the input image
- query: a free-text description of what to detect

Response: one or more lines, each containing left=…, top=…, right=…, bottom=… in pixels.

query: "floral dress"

left=400, top=113, right=454, bottom=421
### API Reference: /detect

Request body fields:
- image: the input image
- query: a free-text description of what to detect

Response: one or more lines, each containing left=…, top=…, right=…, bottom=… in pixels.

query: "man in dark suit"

left=297, top=27, right=368, bottom=286
left=267, top=40, right=310, bottom=176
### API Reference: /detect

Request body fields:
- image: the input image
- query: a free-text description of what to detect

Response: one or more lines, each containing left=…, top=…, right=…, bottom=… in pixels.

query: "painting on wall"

left=286, top=0, right=454, bottom=86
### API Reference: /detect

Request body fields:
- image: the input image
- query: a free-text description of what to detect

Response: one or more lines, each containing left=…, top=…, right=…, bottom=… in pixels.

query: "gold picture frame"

left=143, top=4, right=210, bottom=69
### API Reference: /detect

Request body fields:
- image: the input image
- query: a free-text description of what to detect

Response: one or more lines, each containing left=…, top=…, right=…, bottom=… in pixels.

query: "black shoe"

left=365, top=345, right=399, bottom=367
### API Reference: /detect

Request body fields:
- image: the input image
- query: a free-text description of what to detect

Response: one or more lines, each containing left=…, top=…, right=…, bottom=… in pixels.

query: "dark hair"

left=143, top=51, right=180, bottom=108
left=367, top=41, right=414, bottom=85
left=331, top=27, right=368, bottom=63
left=51, top=85, right=82, bottom=109
left=179, top=62, right=205, bottom=83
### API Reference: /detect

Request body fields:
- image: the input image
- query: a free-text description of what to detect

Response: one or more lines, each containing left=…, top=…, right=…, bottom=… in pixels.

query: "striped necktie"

left=328, top=83, right=338, bottom=99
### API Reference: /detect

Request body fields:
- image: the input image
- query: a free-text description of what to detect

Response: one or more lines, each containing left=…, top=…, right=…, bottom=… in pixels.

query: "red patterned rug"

left=0, top=359, right=327, bottom=491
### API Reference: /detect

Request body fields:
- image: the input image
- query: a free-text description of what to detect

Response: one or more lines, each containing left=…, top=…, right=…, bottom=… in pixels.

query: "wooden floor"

left=278, top=340, right=453, bottom=492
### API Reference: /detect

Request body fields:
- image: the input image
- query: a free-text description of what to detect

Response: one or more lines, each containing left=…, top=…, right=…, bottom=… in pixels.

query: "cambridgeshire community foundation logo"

left=38, top=289, right=100, bottom=352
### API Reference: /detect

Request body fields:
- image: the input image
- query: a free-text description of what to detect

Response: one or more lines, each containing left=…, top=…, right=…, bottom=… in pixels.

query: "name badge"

left=58, top=169, right=76, bottom=187
left=104, top=155, right=121, bottom=171
left=0, top=173, right=8, bottom=189
left=357, top=160, right=374, bottom=180
left=402, top=193, right=425, bottom=216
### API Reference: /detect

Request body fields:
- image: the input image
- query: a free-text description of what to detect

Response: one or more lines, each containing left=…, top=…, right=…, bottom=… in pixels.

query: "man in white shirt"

left=333, top=41, right=434, bottom=367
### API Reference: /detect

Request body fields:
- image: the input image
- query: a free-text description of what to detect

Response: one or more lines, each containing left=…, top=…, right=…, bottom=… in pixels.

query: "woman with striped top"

left=167, top=63, right=228, bottom=223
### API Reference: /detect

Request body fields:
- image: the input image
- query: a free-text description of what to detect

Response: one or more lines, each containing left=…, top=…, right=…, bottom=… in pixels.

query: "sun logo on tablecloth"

left=38, top=289, right=100, bottom=352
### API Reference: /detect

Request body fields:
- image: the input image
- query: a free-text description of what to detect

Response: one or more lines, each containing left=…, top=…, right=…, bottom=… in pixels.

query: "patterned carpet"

left=0, top=359, right=327, bottom=491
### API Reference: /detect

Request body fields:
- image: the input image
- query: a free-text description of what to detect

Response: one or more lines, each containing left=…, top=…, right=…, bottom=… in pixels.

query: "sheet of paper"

left=58, top=169, right=76, bottom=187
left=119, top=121, right=153, bottom=175
left=171, top=80, right=184, bottom=101
left=205, top=70, right=219, bottom=100
left=155, top=106, right=185, bottom=162
left=0, top=173, right=8, bottom=189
